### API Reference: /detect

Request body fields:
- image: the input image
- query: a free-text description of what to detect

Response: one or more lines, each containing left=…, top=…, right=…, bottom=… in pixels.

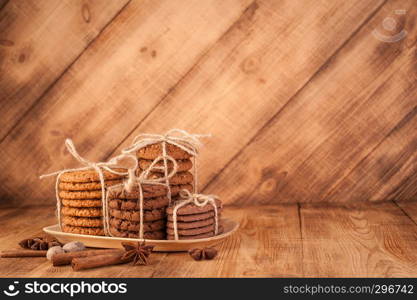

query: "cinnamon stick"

left=52, top=249, right=123, bottom=266
left=1, top=250, right=47, bottom=257
left=71, top=253, right=131, bottom=271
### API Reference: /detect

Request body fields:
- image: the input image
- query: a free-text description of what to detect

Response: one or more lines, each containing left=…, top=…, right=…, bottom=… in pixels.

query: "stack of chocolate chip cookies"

left=136, top=143, right=194, bottom=200
left=166, top=198, right=223, bottom=240
left=58, top=169, right=126, bottom=236
left=107, top=184, right=171, bottom=239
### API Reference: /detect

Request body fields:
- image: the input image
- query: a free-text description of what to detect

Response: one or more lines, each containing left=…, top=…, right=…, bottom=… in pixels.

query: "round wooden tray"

left=43, top=218, right=238, bottom=252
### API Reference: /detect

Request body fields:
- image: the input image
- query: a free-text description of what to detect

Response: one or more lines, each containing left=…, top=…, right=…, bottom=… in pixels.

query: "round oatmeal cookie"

left=61, top=199, right=103, bottom=208
left=59, top=179, right=123, bottom=191
left=109, top=218, right=165, bottom=232
left=62, top=225, right=105, bottom=236
left=108, top=196, right=169, bottom=210
left=59, top=168, right=127, bottom=183
left=139, top=159, right=192, bottom=173
left=137, top=143, right=192, bottom=160
left=109, top=208, right=165, bottom=222
left=110, top=227, right=166, bottom=240
left=62, top=216, right=103, bottom=227
left=107, top=184, right=193, bottom=200
left=167, top=225, right=224, bottom=240
left=107, top=184, right=166, bottom=199
left=166, top=223, right=220, bottom=236
left=167, top=211, right=219, bottom=222
left=166, top=218, right=214, bottom=230
left=61, top=207, right=102, bottom=217
left=59, top=190, right=103, bottom=200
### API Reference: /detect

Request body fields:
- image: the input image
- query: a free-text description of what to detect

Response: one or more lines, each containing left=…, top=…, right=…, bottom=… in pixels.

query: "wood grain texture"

left=0, top=0, right=9, bottom=11
left=1, top=202, right=417, bottom=277
left=395, top=200, right=417, bottom=225
left=205, top=0, right=417, bottom=204
left=0, top=0, right=130, bottom=140
left=0, top=0, right=416, bottom=206
left=301, top=202, right=417, bottom=277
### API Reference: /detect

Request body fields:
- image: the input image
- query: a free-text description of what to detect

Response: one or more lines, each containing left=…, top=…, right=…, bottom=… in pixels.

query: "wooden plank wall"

left=0, top=0, right=416, bottom=207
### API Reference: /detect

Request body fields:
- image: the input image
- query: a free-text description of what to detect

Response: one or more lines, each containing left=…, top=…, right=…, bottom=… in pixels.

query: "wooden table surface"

left=1, top=201, right=416, bottom=277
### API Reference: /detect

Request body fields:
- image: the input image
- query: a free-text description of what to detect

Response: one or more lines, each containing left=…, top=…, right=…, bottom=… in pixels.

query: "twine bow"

left=40, top=139, right=137, bottom=235
left=107, top=155, right=178, bottom=239
left=122, top=129, right=210, bottom=202
left=172, top=189, right=219, bottom=240
left=122, top=129, right=207, bottom=156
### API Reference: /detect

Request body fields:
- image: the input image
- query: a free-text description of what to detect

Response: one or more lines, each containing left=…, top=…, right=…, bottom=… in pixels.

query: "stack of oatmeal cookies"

left=53, top=132, right=224, bottom=241
left=107, top=183, right=170, bottom=239
left=136, top=143, right=194, bottom=199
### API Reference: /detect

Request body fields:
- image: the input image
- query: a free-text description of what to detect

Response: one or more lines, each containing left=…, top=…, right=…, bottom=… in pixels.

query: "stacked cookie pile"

left=58, top=169, right=126, bottom=236
left=48, top=131, right=226, bottom=241
left=166, top=198, right=223, bottom=240
left=107, top=184, right=170, bottom=239
left=136, top=143, right=194, bottom=200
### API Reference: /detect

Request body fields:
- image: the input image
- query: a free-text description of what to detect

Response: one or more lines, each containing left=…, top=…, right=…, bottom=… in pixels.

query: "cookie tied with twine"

left=171, top=190, right=221, bottom=241
left=122, top=129, right=210, bottom=203
left=40, top=139, right=137, bottom=235
left=106, top=155, right=179, bottom=239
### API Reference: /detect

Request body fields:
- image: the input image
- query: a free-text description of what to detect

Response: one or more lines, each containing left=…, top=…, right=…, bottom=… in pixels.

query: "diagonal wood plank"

left=1, top=0, right=414, bottom=207
left=0, top=0, right=9, bottom=11
left=325, top=105, right=417, bottom=203
left=301, top=202, right=417, bottom=277
left=106, top=0, right=387, bottom=199
left=0, top=0, right=130, bottom=141
left=0, top=0, right=253, bottom=206
left=205, top=0, right=416, bottom=205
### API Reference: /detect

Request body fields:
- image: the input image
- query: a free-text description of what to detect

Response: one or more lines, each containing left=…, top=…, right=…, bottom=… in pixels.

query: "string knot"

left=178, top=189, right=217, bottom=207
left=121, top=129, right=210, bottom=156
left=172, top=189, right=219, bottom=240
left=115, top=129, right=210, bottom=240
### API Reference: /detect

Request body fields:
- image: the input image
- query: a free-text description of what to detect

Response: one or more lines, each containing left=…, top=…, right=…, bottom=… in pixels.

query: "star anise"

left=121, top=242, right=154, bottom=265
left=19, top=236, right=62, bottom=250
left=188, top=247, right=218, bottom=261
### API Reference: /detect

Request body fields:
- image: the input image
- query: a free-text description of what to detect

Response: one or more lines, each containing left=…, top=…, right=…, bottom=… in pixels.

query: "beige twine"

left=40, top=139, right=137, bottom=235
left=172, top=189, right=219, bottom=240
left=122, top=129, right=210, bottom=204
left=106, top=155, right=178, bottom=239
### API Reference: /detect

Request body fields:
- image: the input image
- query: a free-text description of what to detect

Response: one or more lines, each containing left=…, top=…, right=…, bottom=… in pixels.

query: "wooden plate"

left=43, top=218, right=238, bottom=252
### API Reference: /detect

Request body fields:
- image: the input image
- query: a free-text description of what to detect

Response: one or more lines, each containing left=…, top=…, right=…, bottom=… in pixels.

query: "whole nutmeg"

left=188, top=248, right=203, bottom=261
left=46, top=246, right=65, bottom=260
left=62, top=241, right=85, bottom=253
